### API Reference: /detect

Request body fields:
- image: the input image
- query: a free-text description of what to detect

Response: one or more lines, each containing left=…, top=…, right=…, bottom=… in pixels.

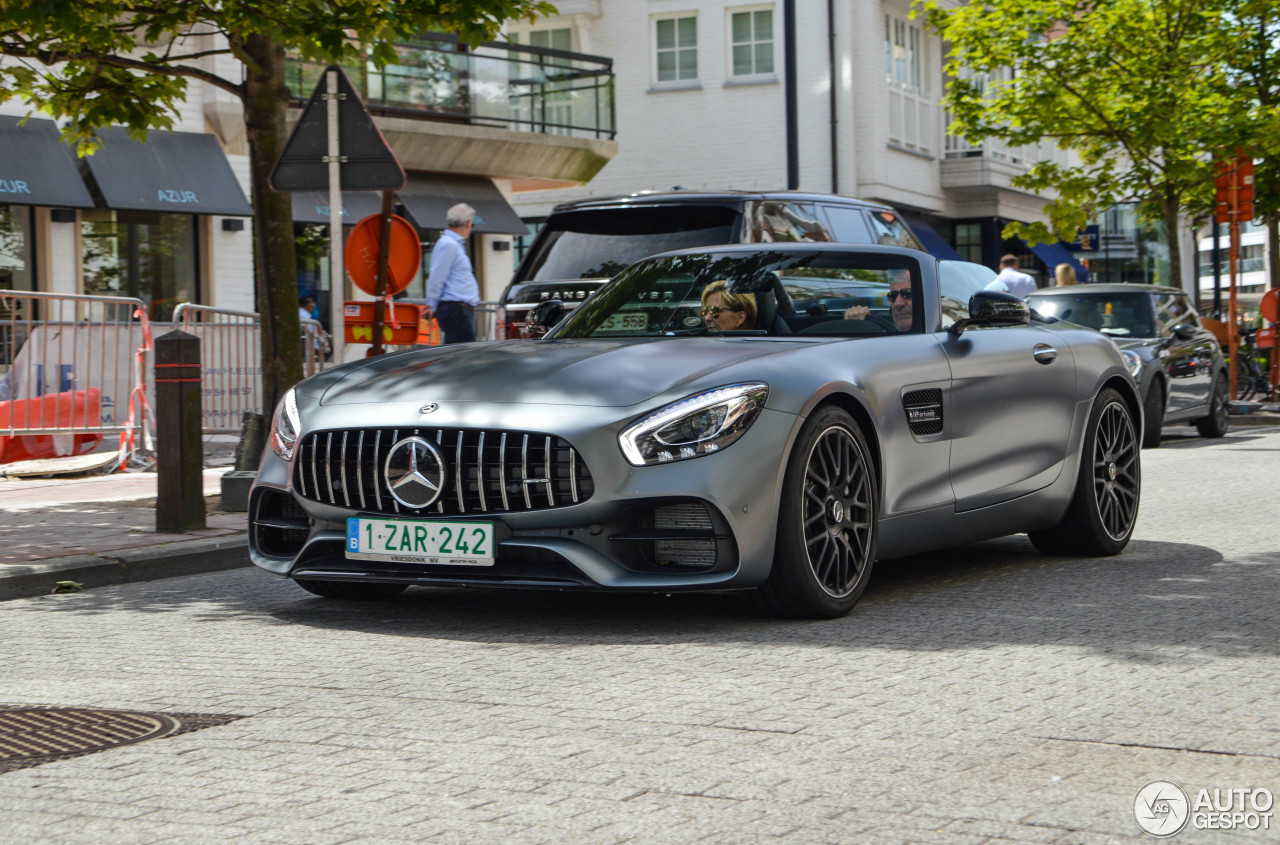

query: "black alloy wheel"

left=1195, top=371, right=1230, bottom=438
left=756, top=406, right=877, bottom=618
left=1093, top=399, right=1141, bottom=543
left=1029, top=387, right=1140, bottom=556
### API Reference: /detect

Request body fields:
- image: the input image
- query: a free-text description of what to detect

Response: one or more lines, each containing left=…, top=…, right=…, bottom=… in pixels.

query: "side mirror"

left=525, top=299, right=566, bottom=338
left=1171, top=323, right=1197, bottom=340
left=949, top=290, right=1030, bottom=336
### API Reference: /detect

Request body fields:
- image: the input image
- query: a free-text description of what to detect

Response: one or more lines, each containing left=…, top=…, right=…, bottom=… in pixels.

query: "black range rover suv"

left=496, top=190, right=924, bottom=338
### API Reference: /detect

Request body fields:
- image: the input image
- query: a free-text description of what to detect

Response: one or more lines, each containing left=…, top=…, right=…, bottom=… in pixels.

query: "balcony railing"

left=943, top=128, right=1071, bottom=168
left=285, top=33, right=615, bottom=141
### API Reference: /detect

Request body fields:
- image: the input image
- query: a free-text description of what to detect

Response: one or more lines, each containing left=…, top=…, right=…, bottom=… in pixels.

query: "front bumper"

left=249, top=406, right=798, bottom=592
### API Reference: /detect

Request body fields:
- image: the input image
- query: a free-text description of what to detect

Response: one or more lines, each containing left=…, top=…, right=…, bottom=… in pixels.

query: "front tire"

left=1141, top=381, right=1164, bottom=449
left=755, top=406, right=878, bottom=619
left=1029, top=387, right=1140, bottom=556
left=1194, top=371, right=1230, bottom=438
left=295, top=579, right=408, bottom=600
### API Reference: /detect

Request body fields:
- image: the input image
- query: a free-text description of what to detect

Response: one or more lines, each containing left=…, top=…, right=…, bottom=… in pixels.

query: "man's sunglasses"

left=701, top=305, right=740, bottom=317
left=886, top=289, right=913, bottom=303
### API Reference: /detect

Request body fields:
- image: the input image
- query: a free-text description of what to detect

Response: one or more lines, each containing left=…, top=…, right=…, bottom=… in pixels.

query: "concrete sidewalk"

left=0, top=467, right=250, bottom=601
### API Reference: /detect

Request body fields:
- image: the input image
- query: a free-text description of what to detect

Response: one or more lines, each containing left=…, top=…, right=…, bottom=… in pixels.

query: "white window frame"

left=884, top=10, right=932, bottom=154
left=652, top=13, right=699, bottom=88
left=727, top=5, right=776, bottom=81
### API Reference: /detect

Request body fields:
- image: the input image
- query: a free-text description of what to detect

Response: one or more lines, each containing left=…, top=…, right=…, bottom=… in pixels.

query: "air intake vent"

left=651, top=502, right=717, bottom=570
left=293, top=427, right=594, bottom=517
left=902, top=389, right=944, bottom=436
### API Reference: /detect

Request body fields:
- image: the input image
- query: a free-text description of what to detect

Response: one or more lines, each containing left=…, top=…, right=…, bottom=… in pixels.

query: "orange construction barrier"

left=0, top=388, right=104, bottom=464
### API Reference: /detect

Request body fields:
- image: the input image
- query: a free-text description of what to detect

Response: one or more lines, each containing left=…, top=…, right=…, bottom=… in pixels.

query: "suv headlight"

left=1120, top=349, right=1143, bottom=379
left=620, top=383, right=768, bottom=466
left=269, top=388, right=301, bottom=461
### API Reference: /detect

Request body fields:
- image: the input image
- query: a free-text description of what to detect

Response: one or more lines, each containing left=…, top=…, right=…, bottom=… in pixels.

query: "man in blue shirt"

left=424, top=203, right=481, bottom=343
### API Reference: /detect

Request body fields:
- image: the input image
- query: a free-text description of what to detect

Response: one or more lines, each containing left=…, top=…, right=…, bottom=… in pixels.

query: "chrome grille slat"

left=499, top=432, right=510, bottom=511
left=476, top=432, right=487, bottom=512
left=324, top=433, right=335, bottom=503
left=455, top=433, right=465, bottom=513
left=543, top=435, right=554, bottom=507
left=294, top=427, right=591, bottom=517
left=372, top=431, right=383, bottom=511
left=521, top=434, right=532, bottom=509
left=339, top=432, right=350, bottom=507
left=356, top=431, right=366, bottom=509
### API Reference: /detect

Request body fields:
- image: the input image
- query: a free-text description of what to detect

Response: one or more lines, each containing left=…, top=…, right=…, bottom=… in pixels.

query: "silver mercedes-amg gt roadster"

left=250, top=244, right=1142, bottom=618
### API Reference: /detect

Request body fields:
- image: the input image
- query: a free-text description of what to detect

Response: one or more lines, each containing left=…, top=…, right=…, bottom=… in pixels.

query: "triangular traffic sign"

left=269, top=66, right=406, bottom=192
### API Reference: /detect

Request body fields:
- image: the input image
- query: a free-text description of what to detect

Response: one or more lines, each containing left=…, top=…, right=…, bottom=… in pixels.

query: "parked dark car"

left=496, top=190, right=924, bottom=337
left=252, top=244, right=1143, bottom=619
left=1026, top=284, right=1228, bottom=447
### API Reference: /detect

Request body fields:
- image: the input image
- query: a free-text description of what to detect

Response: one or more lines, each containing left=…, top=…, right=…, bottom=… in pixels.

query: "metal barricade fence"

left=0, top=290, right=150, bottom=464
left=173, top=304, right=332, bottom=434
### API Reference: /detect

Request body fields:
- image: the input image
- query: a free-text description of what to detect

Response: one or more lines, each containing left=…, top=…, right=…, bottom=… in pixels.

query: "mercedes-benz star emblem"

left=384, top=437, right=446, bottom=509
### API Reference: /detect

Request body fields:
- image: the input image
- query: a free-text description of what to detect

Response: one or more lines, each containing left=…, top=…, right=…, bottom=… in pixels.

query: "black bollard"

left=155, top=329, right=206, bottom=533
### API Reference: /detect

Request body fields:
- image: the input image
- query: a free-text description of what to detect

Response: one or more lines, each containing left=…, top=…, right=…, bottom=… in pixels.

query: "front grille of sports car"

left=293, top=427, right=594, bottom=517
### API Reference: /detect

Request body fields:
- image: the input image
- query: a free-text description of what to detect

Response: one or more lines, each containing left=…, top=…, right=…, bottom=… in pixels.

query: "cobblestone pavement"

left=1, top=426, right=1278, bottom=844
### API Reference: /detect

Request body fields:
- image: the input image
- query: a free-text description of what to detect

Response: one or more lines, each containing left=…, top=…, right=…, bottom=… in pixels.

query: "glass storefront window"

left=82, top=209, right=196, bottom=321
left=0, top=205, right=34, bottom=291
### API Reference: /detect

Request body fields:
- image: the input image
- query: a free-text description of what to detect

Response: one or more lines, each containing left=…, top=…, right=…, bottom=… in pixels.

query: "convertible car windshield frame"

left=552, top=248, right=925, bottom=339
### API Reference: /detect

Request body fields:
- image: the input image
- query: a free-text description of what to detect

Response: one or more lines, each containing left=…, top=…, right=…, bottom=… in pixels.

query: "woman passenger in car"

left=701, top=280, right=757, bottom=331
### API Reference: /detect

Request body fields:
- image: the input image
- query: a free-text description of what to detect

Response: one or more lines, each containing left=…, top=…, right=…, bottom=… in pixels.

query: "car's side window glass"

left=1155, top=293, right=1197, bottom=335
left=866, top=210, right=923, bottom=249
left=749, top=202, right=833, bottom=243
left=818, top=205, right=872, bottom=243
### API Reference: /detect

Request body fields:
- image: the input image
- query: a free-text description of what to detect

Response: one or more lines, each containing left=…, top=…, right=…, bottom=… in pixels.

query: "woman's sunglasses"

left=886, top=289, right=913, bottom=303
left=701, top=305, right=740, bottom=317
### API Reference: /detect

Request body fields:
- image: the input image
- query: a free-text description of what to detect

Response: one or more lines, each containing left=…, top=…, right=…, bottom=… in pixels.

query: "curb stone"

left=0, top=534, right=249, bottom=602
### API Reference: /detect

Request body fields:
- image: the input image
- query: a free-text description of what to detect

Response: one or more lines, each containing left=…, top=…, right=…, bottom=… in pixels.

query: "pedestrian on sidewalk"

left=423, top=203, right=480, bottom=344
left=986, top=254, right=1037, bottom=298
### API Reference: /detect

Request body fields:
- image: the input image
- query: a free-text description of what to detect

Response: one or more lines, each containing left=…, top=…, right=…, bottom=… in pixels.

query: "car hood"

left=319, top=338, right=788, bottom=407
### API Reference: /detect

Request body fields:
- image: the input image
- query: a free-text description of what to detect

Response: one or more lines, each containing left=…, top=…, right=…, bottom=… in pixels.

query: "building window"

left=954, top=222, right=982, bottom=264
left=655, top=15, right=698, bottom=84
left=0, top=205, right=34, bottom=292
left=516, top=27, right=572, bottom=51
left=730, top=7, right=774, bottom=78
left=81, top=210, right=197, bottom=322
left=513, top=218, right=546, bottom=266
left=885, top=12, right=932, bottom=153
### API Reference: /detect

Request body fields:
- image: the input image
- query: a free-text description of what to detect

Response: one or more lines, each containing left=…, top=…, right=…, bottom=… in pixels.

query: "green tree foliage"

left=0, top=0, right=554, bottom=410
left=923, top=0, right=1278, bottom=286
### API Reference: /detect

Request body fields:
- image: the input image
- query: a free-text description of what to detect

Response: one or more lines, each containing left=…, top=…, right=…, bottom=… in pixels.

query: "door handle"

left=1032, top=343, right=1058, bottom=364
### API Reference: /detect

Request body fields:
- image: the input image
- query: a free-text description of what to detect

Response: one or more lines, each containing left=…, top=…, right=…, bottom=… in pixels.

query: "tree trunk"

left=242, top=34, right=302, bottom=416
left=1161, top=188, right=1183, bottom=291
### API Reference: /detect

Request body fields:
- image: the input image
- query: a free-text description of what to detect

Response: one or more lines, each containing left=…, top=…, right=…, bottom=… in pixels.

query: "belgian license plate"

left=346, top=518, right=495, bottom=566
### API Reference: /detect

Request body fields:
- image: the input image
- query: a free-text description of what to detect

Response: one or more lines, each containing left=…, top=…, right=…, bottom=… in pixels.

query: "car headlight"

left=1120, top=349, right=1144, bottom=379
left=619, top=383, right=768, bottom=466
left=269, top=388, right=301, bottom=461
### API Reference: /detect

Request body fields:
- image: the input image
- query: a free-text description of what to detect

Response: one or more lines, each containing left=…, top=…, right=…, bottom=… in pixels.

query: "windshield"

left=517, top=205, right=741, bottom=282
left=1026, top=291, right=1156, bottom=338
left=554, top=250, right=924, bottom=338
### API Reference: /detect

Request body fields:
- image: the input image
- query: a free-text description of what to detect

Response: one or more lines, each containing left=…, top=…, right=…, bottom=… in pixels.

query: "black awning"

left=396, top=174, right=527, bottom=235
left=81, top=128, right=253, bottom=216
left=290, top=191, right=383, bottom=225
left=1023, top=238, right=1090, bottom=284
left=0, top=116, right=94, bottom=208
left=900, top=214, right=964, bottom=262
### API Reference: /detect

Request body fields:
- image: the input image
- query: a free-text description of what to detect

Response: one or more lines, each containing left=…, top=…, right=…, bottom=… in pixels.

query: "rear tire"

left=1029, top=387, right=1140, bottom=556
left=1194, top=371, right=1230, bottom=438
left=295, top=579, right=408, bottom=600
left=754, top=406, right=877, bottom=619
left=1141, top=381, right=1164, bottom=449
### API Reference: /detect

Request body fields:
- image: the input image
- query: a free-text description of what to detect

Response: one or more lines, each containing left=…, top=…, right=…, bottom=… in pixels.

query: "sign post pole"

left=326, top=69, right=346, bottom=364
left=370, top=189, right=395, bottom=356
left=1214, top=152, right=1255, bottom=402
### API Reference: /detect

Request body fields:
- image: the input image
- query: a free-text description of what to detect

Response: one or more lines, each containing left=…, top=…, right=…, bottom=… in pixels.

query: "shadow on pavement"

left=23, top=535, right=1280, bottom=663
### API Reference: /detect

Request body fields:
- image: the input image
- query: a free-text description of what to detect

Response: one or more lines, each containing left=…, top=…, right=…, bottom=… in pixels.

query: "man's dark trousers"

left=436, top=301, right=476, bottom=344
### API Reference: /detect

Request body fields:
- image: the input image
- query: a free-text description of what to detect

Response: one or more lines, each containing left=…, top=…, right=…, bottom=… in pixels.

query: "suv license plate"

left=346, top=518, right=495, bottom=566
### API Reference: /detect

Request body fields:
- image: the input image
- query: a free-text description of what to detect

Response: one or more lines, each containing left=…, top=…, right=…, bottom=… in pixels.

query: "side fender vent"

left=903, top=388, right=944, bottom=436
